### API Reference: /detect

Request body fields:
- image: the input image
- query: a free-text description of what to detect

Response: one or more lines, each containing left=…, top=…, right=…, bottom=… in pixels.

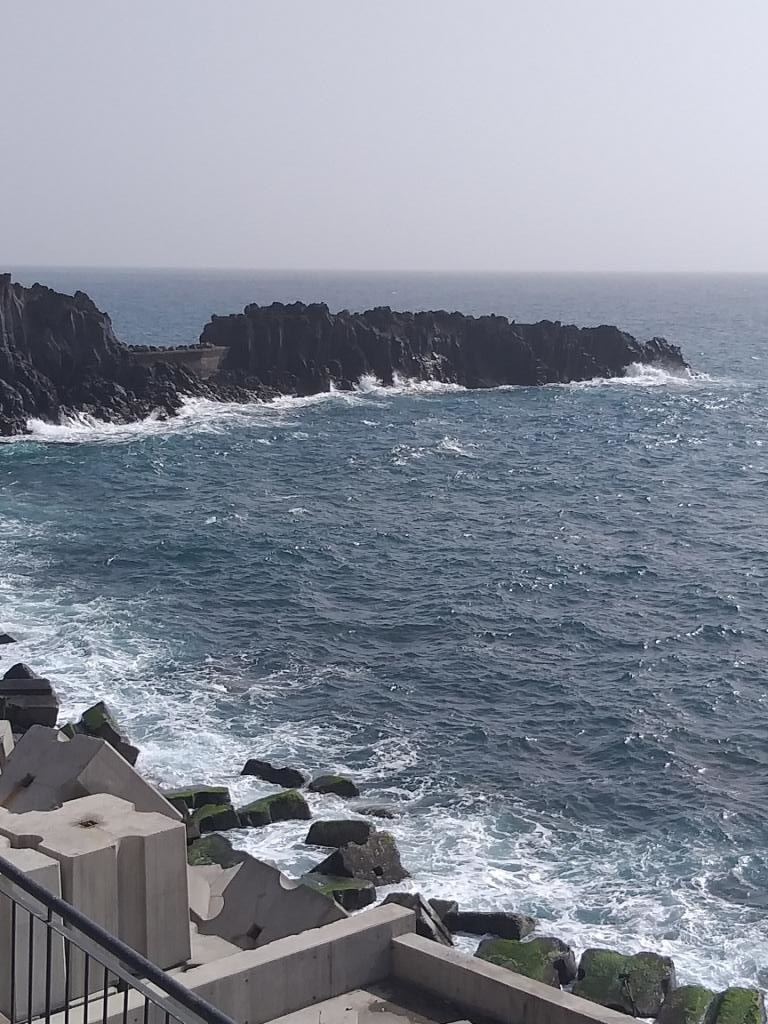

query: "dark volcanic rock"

left=308, top=774, right=360, bottom=798
left=240, top=758, right=307, bottom=788
left=309, top=831, right=408, bottom=886
left=0, top=275, right=688, bottom=435
left=200, top=301, right=688, bottom=395
left=3, top=663, right=38, bottom=679
left=444, top=909, right=536, bottom=940
left=0, top=633, right=16, bottom=645
left=0, top=275, right=217, bottom=435
left=383, top=892, right=453, bottom=946
left=305, top=819, right=373, bottom=848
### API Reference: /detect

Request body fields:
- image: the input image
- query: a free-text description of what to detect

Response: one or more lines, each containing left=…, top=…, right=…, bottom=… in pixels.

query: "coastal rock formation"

left=475, top=936, right=577, bottom=987
left=0, top=275, right=688, bottom=435
left=573, top=947, right=677, bottom=1017
left=201, top=300, right=687, bottom=393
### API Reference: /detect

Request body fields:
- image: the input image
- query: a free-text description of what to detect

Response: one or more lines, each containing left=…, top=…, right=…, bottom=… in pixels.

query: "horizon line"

left=4, top=264, right=768, bottom=277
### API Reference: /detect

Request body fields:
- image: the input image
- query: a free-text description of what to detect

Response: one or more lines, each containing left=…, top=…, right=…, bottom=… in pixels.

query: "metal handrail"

left=0, top=852, right=237, bottom=1024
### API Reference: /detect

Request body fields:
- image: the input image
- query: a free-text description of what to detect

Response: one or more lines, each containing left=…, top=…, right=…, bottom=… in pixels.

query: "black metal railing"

left=0, top=853, right=238, bottom=1024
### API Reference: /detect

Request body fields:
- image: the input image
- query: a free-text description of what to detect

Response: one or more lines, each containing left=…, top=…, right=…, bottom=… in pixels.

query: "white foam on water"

left=562, top=363, right=720, bottom=390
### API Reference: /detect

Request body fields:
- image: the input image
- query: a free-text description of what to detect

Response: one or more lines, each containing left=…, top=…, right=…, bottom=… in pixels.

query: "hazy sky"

left=2, top=1, right=767, bottom=272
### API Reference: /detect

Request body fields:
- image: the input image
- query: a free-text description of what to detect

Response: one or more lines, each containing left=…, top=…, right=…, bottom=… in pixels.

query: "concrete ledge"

left=52, top=905, right=416, bottom=1024
left=392, top=934, right=631, bottom=1024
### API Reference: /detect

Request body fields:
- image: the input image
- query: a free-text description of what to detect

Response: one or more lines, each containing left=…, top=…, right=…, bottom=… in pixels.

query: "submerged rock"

left=240, top=759, right=307, bottom=789
left=356, top=804, right=397, bottom=819
left=305, top=819, right=372, bottom=848
left=657, top=985, right=718, bottom=1024
left=310, top=831, right=408, bottom=886
left=301, top=874, right=376, bottom=912
left=476, top=936, right=576, bottom=988
left=383, top=892, right=453, bottom=946
left=573, top=948, right=677, bottom=1017
left=444, top=910, right=536, bottom=940
left=308, top=774, right=360, bottom=798
left=237, top=789, right=311, bottom=827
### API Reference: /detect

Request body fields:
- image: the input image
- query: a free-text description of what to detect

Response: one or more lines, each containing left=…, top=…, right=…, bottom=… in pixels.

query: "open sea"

left=2, top=269, right=768, bottom=990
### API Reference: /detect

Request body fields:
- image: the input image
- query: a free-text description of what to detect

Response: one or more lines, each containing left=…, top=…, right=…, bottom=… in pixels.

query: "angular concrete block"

left=190, top=853, right=347, bottom=949
left=0, top=846, right=67, bottom=1021
left=0, top=725, right=180, bottom=820
left=0, top=721, right=14, bottom=769
left=0, top=793, right=190, bottom=971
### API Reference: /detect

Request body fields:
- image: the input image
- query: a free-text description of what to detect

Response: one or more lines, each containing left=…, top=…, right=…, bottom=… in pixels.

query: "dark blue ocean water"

left=2, top=270, right=768, bottom=988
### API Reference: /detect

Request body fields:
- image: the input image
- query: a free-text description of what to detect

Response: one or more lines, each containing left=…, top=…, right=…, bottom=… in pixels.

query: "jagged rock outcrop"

left=0, top=275, right=219, bottom=435
left=0, top=275, right=688, bottom=435
left=201, top=301, right=687, bottom=393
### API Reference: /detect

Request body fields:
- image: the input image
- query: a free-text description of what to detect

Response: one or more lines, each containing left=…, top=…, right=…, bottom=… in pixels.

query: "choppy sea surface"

left=3, top=269, right=768, bottom=989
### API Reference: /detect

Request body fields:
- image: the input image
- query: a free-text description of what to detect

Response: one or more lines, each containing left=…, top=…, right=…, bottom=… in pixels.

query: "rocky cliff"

left=0, top=274, right=211, bottom=435
left=201, top=301, right=686, bottom=394
left=0, top=277, right=687, bottom=436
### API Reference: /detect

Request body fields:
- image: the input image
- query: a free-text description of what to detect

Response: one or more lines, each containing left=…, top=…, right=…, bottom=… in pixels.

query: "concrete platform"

left=263, top=984, right=477, bottom=1024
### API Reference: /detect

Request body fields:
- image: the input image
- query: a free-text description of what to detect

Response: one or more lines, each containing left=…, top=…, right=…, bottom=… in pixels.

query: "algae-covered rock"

left=305, top=819, right=372, bottom=848
left=574, top=948, right=676, bottom=1017
left=308, top=774, right=360, bottom=798
left=192, top=802, right=240, bottom=833
left=709, top=988, right=766, bottom=1024
left=444, top=909, right=536, bottom=940
left=187, top=834, right=248, bottom=868
left=476, top=936, right=576, bottom=987
left=75, top=701, right=140, bottom=765
left=301, top=874, right=376, bottom=911
left=657, top=985, right=717, bottom=1024
left=164, top=786, right=232, bottom=814
left=310, top=830, right=408, bottom=885
left=241, top=759, right=307, bottom=789
left=237, top=789, right=311, bottom=827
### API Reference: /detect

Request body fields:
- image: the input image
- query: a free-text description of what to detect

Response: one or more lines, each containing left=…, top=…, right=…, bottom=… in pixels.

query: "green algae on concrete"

left=573, top=948, right=676, bottom=1017
left=710, top=988, right=766, bottom=1024
left=301, top=873, right=375, bottom=911
left=475, top=936, right=576, bottom=988
left=237, top=789, right=311, bottom=827
left=187, top=834, right=247, bottom=868
left=191, top=802, right=240, bottom=832
left=164, top=785, right=232, bottom=814
left=657, top=985, right=717, bottom=1024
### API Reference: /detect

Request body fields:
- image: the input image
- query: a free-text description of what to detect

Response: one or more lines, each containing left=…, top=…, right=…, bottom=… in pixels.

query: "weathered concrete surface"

left=0, top=725, right=181, bottom=819
left=0, top=843, right=67, bottom=1021
left=189, top=853, right=347, bottom=949
left=392, top=934, right=634, bottom=1024
left=129, top=346, right=228, bottom=379
left=0, top=720, right=14, bottom=768
left=0, top=793, right=190, bottom=970
left=53, top=905, right=416, bottom=1024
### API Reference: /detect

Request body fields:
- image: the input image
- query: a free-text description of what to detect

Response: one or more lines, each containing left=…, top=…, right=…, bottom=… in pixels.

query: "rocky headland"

left=0, top=273, right=688, bottom=435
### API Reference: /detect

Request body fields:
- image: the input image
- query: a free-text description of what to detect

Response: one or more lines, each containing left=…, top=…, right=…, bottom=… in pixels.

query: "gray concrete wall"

left=53, top=905, right=416, bottom=1024
left=130, top=347, right=228, bottom=379
left=392, top=934, right=631, bottom=1024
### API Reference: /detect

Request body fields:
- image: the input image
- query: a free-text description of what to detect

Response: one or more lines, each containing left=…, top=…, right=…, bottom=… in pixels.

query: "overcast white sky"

left=2, top=1, right=767, bottom=272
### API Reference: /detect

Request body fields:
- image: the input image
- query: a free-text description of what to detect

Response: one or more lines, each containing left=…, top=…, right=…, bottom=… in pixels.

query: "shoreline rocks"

left=240, top=759, right=307, bottom=788
left=310, top=830, right=408, bottom=886
left=308, top=774, right=361, bottom=798
left=573, top=948, right=677, bottom=1017
left=0, top=274, right=689, bottom=436
left=476, top=936, right=577, bottom=988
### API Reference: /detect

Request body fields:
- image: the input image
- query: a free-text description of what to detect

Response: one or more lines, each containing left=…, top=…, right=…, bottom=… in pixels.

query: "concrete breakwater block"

left=573, top=947, right=677, bottom=1017
left=383, top=892, right=453, bottom=947
left=0, top=725, right=180, bottom=819
left=0, top=720, right=14, bottom=768
left=189, top=851, right=347, bottom=949
left=60, top=701, right=139, bottom=765
left=0, top=666, right=59, bottom=731
left=309, top=830, right=409, bottom=886
left=0, top=840, right=67, bottom=1022
left=444, top=909, right=536, bottom=940
left=0, top=792, right=190, bottom=972
left=475, top=935, right=577, bottom=988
